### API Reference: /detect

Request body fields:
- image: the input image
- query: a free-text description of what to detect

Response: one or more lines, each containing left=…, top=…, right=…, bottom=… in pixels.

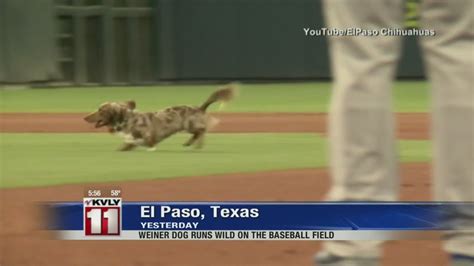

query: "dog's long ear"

left=125, top=100, right=136, bottom=110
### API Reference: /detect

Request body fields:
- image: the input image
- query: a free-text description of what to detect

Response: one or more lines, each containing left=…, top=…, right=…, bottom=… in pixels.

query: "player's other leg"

left=419, top=1, right=474, bottom=265
left=317, top=0, right=404, bottom=265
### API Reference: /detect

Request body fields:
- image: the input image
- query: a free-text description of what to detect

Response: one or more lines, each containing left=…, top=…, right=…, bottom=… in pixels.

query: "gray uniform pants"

left=323, top=0, right=473, bottom=258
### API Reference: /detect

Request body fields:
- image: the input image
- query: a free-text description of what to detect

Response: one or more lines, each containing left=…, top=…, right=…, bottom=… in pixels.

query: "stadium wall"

left=0, top=0, right=60, bottom=83
left=0, top=0, right=424, bottom=84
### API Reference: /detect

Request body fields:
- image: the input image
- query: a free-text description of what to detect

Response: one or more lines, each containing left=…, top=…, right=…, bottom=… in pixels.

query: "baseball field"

left=0, top=82, right=445, bottom=266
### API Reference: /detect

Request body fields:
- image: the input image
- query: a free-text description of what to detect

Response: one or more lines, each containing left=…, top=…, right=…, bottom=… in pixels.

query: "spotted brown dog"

left=84, top=85, right=236, bottom=151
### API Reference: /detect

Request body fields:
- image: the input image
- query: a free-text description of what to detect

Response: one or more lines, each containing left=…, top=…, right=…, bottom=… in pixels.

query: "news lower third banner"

left=46, top=196, right=472, bottom=240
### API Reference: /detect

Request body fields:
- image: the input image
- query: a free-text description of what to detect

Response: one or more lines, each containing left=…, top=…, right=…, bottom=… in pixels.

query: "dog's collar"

left=112, top=122, right=126, bottom=132
left=114, top=109, right=136, bottom=131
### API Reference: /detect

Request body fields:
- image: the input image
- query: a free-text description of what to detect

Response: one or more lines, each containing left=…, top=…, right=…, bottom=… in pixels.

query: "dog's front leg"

left=144, top=136, right=157, bottom=151
left=118, top=134, right=143, bottom=151
left=119, top=143, right=137, bottom=151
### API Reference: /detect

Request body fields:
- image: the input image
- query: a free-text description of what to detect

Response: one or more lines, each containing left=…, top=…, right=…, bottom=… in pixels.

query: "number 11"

left=87, top=208, right=119, bottom=234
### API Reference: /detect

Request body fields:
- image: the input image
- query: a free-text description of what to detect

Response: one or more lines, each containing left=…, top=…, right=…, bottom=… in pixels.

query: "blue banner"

left=47, top=202, right=469, bottom=231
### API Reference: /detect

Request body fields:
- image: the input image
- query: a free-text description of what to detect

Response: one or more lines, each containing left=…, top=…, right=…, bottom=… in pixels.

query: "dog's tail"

left=199, top=83, right=238, bottom=112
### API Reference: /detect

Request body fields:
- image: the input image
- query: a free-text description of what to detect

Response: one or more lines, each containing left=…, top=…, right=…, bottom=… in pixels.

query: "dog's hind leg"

left=194, top=131, right=206, bottom=149
left=183, top=129, right=206, bottom=148
left=183, top=132, right=200, bottom=147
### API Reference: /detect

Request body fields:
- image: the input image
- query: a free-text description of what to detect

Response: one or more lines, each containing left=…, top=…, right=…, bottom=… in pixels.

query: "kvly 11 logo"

left=84, top=198, right=122, bottom=236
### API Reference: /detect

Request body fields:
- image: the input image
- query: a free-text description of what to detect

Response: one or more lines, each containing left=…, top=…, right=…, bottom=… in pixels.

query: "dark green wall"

left=155, top=0, right=424, bottom=81
left=398, top=36, right=425, bottom=78
left=0, top=0, right=424, bottom=84
left=0, top=0, right=60, bottom=83
left=156, top=0, right=330, bottom=80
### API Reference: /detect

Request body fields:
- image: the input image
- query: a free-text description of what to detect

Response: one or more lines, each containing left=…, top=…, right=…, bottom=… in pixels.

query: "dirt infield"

left=0, top=112, right=429, bottom=139
left=0, top=112, right=443, bottom=266
left=0, top=163, right=445, bottom=266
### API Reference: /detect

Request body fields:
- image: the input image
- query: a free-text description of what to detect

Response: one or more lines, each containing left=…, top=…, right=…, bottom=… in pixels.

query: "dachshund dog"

left=84, top=85, right=236, bottom=151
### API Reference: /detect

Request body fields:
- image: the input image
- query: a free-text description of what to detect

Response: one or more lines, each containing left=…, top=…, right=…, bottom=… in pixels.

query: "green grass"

left=0, top=133, right=430, bottom=188
left=398, top=140, right=431, bottom=163
left=0, top=81, right=429, bottom=113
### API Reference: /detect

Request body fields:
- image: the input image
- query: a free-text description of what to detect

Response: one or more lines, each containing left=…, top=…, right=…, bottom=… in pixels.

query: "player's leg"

left=419, top=0, right=474, bottom=264
left=318, top=0, right=404, bottom=263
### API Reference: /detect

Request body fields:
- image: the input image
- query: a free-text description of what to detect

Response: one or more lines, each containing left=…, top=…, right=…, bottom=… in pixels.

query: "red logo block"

left=84, top=198, right=122, bottom=236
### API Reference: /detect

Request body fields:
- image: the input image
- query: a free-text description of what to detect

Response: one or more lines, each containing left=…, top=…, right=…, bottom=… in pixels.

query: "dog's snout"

left=84, top=112, right=99, bottom=122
